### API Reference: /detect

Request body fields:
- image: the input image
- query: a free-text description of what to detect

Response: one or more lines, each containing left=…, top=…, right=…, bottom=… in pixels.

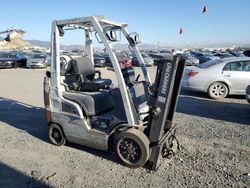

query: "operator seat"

left=61, top=56, right=115, bottom=116
left=74, top=57, right=112, bottom=91
left=63, top=91, right=115, bottom=116
left=62, top=56, right=112, bottom=92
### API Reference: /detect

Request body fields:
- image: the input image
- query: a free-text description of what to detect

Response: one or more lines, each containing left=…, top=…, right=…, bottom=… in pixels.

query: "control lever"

left=135, top=74, right=141, bottom=82
left=107, top=67, right=115, bottom=72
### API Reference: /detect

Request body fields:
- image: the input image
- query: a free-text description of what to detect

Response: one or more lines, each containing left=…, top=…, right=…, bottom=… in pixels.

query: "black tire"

left=13, top=62, right=18, bottom=69
left=48, top=123, right=66, bottom=146
left=114, top=128, right=150, bottom=168
left=208, top=82, right=228, bottom=99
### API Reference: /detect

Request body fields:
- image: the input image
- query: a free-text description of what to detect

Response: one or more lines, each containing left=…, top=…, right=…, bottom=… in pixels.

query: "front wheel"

left=48, top=123, right=66, bottom=146
left=208, top=82, right=228, bottom=99
left=114, top=128, right=150, bottom=168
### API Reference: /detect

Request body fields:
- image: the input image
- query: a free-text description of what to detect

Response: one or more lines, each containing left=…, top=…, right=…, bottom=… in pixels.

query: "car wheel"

left=208, top=82, right=228, bottom=99
left=13, top=62, right=18, bottom=69
left=48, top=123, right=66, bottom=146
left=114, top=128, right=150, bottom=168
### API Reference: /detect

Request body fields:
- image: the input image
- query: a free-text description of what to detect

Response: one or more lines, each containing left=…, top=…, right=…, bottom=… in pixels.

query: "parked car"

left=190, top=50, right=203, bottom=58
left=198, top=53, right=220, bottom=64
left=31, top=50, right=44, bottom=54
left=189, top=51, right=218, bottom=64
left=243, top=50, right=250, bottom=57
left=45, top=52, right=51, bottom=66
left=94, top=53, right=106, bottom=67
left=227, top=50, right=245, bottom=57
left=182, top=52, right=199, bottom=66
left=22, top=51, right=32, bottom=59
left=0, top=52, right=17, bottom=68
left=213, top=52, right=234, bottom=59
left=116, top=52, right=132, bottom=68
left=0, top=51, right=27, bottom=68
left=182, top=57, right=250, bottom=99
left=15, top=51, right=28, bottom=67
left=149, top=50, right=172, bottom=62
left=246, top=85, right=250, bottom=103
left=132, top=53, right=154, bottom=67
left=70, top=49, right=84, bottom=57
left=27, top=53, right=47, bottom=68
left=105, top=52, right=132, bottom=68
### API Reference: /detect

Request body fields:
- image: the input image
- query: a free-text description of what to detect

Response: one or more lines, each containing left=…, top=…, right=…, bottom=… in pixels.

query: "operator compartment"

left=60, top=55, right=127, bottom=131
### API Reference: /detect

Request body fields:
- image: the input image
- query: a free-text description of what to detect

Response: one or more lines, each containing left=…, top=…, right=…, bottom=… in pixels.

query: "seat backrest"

left=74, top=57, right=95, bottom=82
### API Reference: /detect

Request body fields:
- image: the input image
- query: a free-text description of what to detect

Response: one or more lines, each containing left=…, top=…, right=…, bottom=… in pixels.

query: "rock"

left=31, top=170, right=41, bottom=179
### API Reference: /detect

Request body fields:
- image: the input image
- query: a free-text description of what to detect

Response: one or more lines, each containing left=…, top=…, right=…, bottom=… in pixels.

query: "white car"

left=182, top=57, right=250, bottom=99
left=27, top=53, right=47, bottom=68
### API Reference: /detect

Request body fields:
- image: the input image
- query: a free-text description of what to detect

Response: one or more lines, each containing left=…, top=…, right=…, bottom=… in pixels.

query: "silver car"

left=182, top=57, right=250, bottom=99
left=27, top=53, right=47, bottom=68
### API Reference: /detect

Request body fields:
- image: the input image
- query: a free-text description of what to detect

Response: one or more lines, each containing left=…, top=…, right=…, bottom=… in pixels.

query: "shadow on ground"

left=0, top=97, right=116, bottom=164
left=0, top=97, right=48, bottom=142
left=0, top=162, right=50, bottom=187
left=178, top=90, right=250, bottom=125
left=67, top=142, right=117, bottom=164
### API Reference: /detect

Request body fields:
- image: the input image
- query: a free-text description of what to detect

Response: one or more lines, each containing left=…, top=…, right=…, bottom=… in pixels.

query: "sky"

left=0, top=0, right=250, bottom=47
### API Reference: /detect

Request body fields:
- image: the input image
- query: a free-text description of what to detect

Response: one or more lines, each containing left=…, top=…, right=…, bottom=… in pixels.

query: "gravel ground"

left=0, top=67, right=249, bottom=187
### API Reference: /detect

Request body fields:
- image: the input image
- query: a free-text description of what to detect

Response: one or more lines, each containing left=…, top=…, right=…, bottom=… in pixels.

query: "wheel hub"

left=51, top=128, right=62, bottom=143
left=119, top=139, right=140, bottom=163
left=212, top=85, right=225, bottom=96
left=53, top=132, right=59, bottom=139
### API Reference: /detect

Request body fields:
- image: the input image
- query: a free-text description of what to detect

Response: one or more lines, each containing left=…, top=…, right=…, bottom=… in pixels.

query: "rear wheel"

left=48, top=123, right=66, bottom=146
left=114, top=128, right=150, bottom=168
left=208, top=82, right=228, bottom=99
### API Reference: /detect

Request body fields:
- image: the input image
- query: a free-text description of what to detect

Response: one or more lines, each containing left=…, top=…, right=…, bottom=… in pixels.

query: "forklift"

left=44, top=16, right=186, bottom=170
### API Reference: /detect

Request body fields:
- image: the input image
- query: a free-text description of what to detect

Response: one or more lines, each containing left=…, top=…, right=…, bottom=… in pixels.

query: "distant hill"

left=27, top=40, right=85, bottom=51
left=27, top=39, right=157, bottom=51
left=27, top=40, right=50, bottom=48
left=26, top=39, right=250, bottom=51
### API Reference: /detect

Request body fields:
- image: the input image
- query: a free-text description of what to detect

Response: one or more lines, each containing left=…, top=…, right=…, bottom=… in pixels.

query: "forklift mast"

left=147, top=55, right=186, bottom=170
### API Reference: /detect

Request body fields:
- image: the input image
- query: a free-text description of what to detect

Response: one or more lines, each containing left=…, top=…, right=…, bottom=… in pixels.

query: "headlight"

left=38, top=61, right=45, bottom=64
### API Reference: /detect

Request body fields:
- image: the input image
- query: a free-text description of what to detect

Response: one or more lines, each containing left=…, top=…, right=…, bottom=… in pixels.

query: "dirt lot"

left=0, top=67, right=249, bottom=187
